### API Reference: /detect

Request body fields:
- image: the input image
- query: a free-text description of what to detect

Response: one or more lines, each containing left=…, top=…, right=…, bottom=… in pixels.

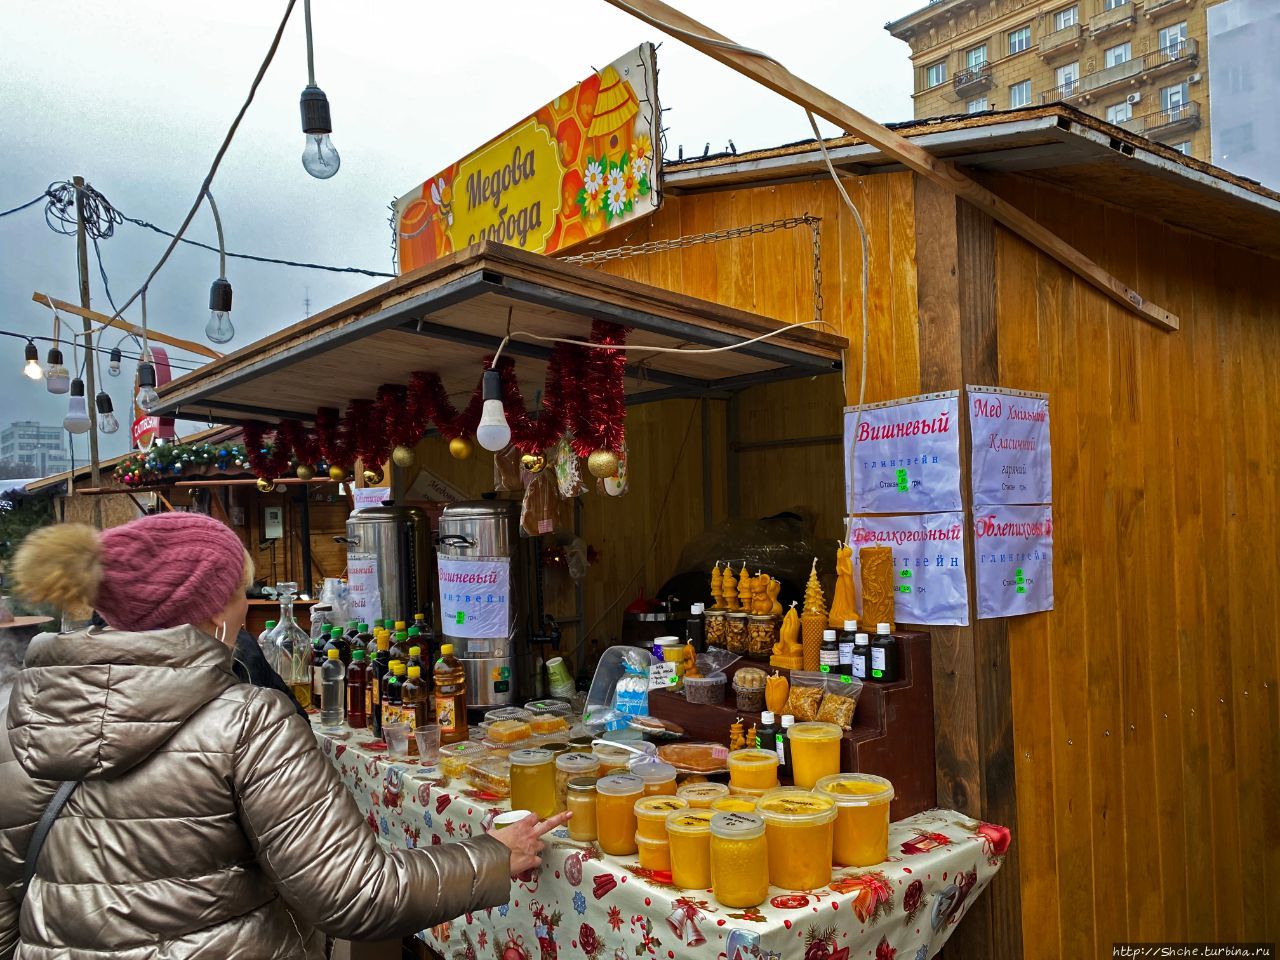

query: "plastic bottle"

left=687, top=602, right=706, bottom=652
left=406, top=645, right=424, bottom=676
left=434, top=643, right=469, bottom=745
left=382, top=661, right=404, bottom=730
left=777, top=714, right=795, bottom=780
left=756, top=710, right=778, bottom=754
left=852, top=632, right=871, bottom=681
left=870, top=623, right=901, bottom=683
left=257, top=620, right=277, bottom=652
left=371, top=634, right=391, bottom=739
left=310, top=629, right=327, bottom=708
left=355, top=623, right=374, bottom=659
left=346, top=649, right=368, bottom=730
left=325, top=626, right=352, bottom=666
left=838, top=620, right=858, bottom=675
left=319, top=648, right=345, bottom=728
left=416, top=606, right=438, bottom=665
left=390, top=629, right=412, bottom=664
left=403, top=665, right=429, bottom=729
left=819, top=629, right=840, bottom=673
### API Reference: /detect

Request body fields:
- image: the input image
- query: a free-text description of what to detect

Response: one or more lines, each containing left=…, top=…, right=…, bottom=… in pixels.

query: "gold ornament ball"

left=328, top=465, right=348, bottom=482
left=296, top=464, right=315, bottom=481
left=449, top=436, right=474, bottom=460
left=363, top=468, right=384, bottom=485
left=520, top=453, right=546, bottom=474
left=255, top=477, right=275, bottom=493
left=587, top=449, right=620, bottom=478
left=391, top=444, right=416, bottom=468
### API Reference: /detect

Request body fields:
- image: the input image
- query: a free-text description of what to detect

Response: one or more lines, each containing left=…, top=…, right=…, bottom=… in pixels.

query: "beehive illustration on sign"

left=587, top=65, right=638, bottom=166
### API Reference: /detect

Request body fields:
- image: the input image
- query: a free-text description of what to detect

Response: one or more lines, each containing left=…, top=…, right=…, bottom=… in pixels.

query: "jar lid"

left=757, top=789, right=838, bottom=824
left=628, top=758, right=678, bottom=783
left=710, top=811, right=765, bottom=839
left=677, top=782, right=730, bottom=804
left=816, top=773, right=895, bottom=806
left=595, top=773, right=644, bottom=797
left=787, top=721, right=844, bottom=742
left=665, top=808, right=715, bottom=835
left=538, top=741, right=571, bottom=755
left=654, top=636, right=682, bottom=646
left=727, top=611, right=748, bottom=619
left=567, top=777, right=598, bottom=794
left=705, top=609, right=726, bottom=618
left=508, top=748, right=554, bottom=766
left=634, top=795, right=688, bottom=818
left=556, top=753, right=599, bottom=774
left=710, top=796, right=759, bottom=814
left=747, top=613, right=775, bottom=621
left=727, top=748, right=779, bottom=768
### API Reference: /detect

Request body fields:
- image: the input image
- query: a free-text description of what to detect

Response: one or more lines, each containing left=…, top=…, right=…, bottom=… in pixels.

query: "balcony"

left=1143, top=0, right=1193, bottom=18
left=1145, top=38, right=1199, bottom=77
left=1118, top=99, right=1202, bottom=138
left=1089, top=2, right=1137, bottom=37
left=1039, top=39, right=1198, bottom=104
left=1039, top=22, right=1084, bottom=59
left=953, top=61, right=993, bottom=98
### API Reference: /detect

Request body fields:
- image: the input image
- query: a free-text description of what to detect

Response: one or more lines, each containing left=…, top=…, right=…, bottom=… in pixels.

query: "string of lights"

left=0, top=330, right=203, bottom=373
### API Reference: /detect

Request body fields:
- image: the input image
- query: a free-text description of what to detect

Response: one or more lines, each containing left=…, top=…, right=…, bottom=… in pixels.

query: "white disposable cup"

left=415, top=724, right=441, bottom=763
left=384, top=723, right=411, bottom=759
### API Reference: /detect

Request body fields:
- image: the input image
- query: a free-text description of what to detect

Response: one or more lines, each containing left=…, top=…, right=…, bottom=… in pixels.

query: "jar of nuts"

left=726, top=612, right=749, bottom=655
left=746, top=615, right=777, bottom=659
left=705, top=610, right=728, bottom=648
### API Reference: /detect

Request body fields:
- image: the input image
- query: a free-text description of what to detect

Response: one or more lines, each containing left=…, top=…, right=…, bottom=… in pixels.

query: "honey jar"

left=727, top=748, right=780, bottom=792
left=786, top=721, right=843, bottom=789
left=629, top=758, right=678, bottom=796
left=709, top=812, right=769, bottom=908
left=817, top=773, right=895, bottom=867
left=508, top=749, right=557, bottom=820
left=635, top=833, right=672, bottom=873
left=710, top=795, right=759, bottom=815
left=566, top=777, right=598, bottom=842
left=677, top=782, right=730, bottom=809
left=757, top=789, right=837, bottom=891
left=634, top=795, right=688, bottom=840
left=666, top=809, right=714, bottom=890
left=555, top=753, right=599, bottom=812
left=595, top=774, right=643, bottom=856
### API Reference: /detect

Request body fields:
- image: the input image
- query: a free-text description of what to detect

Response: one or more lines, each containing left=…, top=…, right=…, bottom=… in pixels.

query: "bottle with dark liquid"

left=381, top=662, right=404, bottom=732
left=434, top=643, right=469, bottom=745
left=819, top=629, right=840, bottom=674
left=870, top=623, right=902, bottom=683
left=837, top=620, right=857, bottom=676
left=325, top=626, right=352, bottom=665
left=371, top=634, right=391, bottom=738
left=390, top=630, right=412, bottom=664
left=346, top=649, right=368, bottom=729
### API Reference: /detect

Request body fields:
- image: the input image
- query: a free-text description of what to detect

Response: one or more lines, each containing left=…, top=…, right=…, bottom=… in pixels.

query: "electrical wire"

left=0, top=330, right=202, bottom=372
left=0, top=193, right=48, bottom=218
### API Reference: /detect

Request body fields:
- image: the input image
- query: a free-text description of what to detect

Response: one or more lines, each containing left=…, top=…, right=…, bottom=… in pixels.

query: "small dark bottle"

left=870, top=622, right=902, bottom=683
left=325, top=626, right=352, bottom=666
left=370, top=635, right=391, bottom=739
left=311, top=631, right=328, bottom=709
left=346, top=650, right=368, bottom=729
left=837, top=620, right=857, bottom=676
left=777, top=714, right=795, bottom=780
left=381, top=664, right=403, bottom=732
left=687, top=603, right=706, bottom=652
left=819, top=629, right=840, bottom=674
left=851, top=633, right=870, bottom=681
left=755, top=710, right=778, bottom=754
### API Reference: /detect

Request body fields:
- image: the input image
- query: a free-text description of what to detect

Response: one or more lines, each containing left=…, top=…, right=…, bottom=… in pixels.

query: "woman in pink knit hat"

left=0, top=513, right=567, bottom=959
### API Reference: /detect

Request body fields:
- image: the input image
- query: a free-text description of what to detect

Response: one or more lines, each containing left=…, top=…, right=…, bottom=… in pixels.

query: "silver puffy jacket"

left=0, top=625, right=511, bottom=959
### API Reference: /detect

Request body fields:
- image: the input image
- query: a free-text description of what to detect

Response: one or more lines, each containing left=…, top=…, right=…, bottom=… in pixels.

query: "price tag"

left=648, top=662, right=679, bottom=690
left=896, top=468, right=909, bottom=492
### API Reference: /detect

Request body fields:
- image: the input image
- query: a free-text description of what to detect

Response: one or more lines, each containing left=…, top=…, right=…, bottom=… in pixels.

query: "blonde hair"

left=12, top=523, right=103, bottom=610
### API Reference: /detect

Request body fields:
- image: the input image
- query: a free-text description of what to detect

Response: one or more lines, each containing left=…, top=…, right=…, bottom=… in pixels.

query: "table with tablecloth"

left=312, top=720, right=1008, bottom=960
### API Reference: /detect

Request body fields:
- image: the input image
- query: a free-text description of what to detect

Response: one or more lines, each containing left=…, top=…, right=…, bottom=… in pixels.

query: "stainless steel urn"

left=341, top=504, right=430, bottom=624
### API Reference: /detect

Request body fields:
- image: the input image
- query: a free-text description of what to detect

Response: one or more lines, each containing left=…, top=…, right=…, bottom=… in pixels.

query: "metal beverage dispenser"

left=340, top=504, right=431, bottom=625
left=435, top=501, right=522, bottom=708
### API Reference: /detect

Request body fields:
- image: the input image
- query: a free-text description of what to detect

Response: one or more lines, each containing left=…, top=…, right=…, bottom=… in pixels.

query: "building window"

left=1056, top=61, right=1080, bottom=94
left=1103, top=0, right=1129, bottom=8
left=1223, top=63, right=1252, bottom=94
left=1106, top=101, right=1132, bottom=123
left=1158, top=21, right=1188, bottom=52
left=967, top=44, right=988, bottom=69
left=1160, top=81, right=1187, bottom=110
left=1010, top=79, right=1032, bottom=108
left=1220, top=123, right=1255, bottom=157
left=1171, top=141, right=1192, bottom=155
left=926, top=61, right=948, bottom=88
left=967, top=97, right=990, bottom=113
left=1054, top=5, right=1078, bottom=30
left=1105, top=42, right=1132, bottom=68
left=1008, top=26, right=1031, bottom=55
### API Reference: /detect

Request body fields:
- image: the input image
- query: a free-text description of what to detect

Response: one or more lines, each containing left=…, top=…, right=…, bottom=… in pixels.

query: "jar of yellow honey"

left=555, top=753, right=599, bottom=812
left=817, top=773, right=895, bottom=867
left=677, top=782, right=730, bottom=809
left=566, top=777, right=598, bottom=841
left=629, top=758, right=678, bottom=796
left=595, top=774, right=643, bottom=856
left=786, top=721, right=843, bottom=789
left=727, top=748, right=780, bottom=792
left=666, top=809, right=714, bottom=890
left=635, top=833, right=672, bottom=873
left=709, top=812, right=769, bottom=908
left=757, top=789, right=837, bottom=891
left=634, top=794, right=687, bottom=840
left=509, top=749, right=557, bottom=819
left=710, top=795, right=759, bottom=815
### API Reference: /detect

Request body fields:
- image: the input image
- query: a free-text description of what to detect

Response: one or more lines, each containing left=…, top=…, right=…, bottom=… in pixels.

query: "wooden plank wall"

left=977, top=171, right=1280, bottom=958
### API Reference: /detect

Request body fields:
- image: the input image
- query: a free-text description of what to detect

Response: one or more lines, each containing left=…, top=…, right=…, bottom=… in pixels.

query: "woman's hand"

left=489, top=811, right=573, bottom=877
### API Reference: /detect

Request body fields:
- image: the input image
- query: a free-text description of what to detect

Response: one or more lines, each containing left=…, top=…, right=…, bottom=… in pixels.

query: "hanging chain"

left=562, top=214, right=824, bottom=326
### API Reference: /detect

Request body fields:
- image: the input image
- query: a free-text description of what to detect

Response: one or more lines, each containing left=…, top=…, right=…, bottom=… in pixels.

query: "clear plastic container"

left=709, top=812, right=769, bottom=908
left=682, top=673, right=727, bottom=705
left=484, top=707, right=533, bottom=725
left=628, top=758, right=678, bottom=796
left=817, top=773, right=895, bottom=867
left=593, top=739, right=655, bottom=776
left=666, top=809, right=714, bottom=890
left=584, top=646, right=655, bottom=733
left=566, top=777, right=598, bottom=841
left=636, top=832, right=672, bottom=872
left=438, top=741, right=487, bottom=781
left=677, top=782, right=731, bottom=809
left=757, top=789, right=837, bottom=890
left=787, top=721, right=844, bottom=789
left=710, top=795, right=759, bottom=814
left=555, top=752, right=599, bottom=811
left=509, top=748, right=557, bottom=819
left=633, top=794, right=687, bottom=840
left=525, top=699, right=572, bottom=717
left=383, top=722, right=411, bottom=759
left=465, top=755, right=512, bottom=797
left=727, top=748, right=780, bottom=792
left=595, top=774, right=643, bottom=856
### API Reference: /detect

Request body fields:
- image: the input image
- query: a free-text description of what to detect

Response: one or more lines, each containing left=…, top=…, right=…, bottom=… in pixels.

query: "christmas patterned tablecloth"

left=312, top=721, right=1008, bottom=960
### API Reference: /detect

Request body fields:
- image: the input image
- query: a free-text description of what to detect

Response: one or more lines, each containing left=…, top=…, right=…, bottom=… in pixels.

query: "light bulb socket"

left=69, top=378, right=85, bottom=398
left=96, top=391, right=114, bottom=414
left=109, top=345, right=122, bottom=365
left=209, top=277, right=233, bottom=313
left=300, top=85, right=333, bottom=135
left=46, top=346, right=63, bottom=366
left=481, top=368, right=503, bottom=402
left=137, top=361, right=156, bottom=388
left=24, top=340, right=38, bottom=364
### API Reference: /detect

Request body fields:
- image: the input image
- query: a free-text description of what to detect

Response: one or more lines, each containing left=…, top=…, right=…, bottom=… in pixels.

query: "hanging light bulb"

left=300, top=86, right=340, bottom=179
left=206, top=277, right=234, bottom=344
left=63, top=379, right=91, bottom=434
left=96, top=391, right=119, bottom=434
left=44, top=346, right=69, bottom=394
left=108, top=346, right=122, bottom=377
left=22, top=340, right=43, bottom=381
left=136, top=360, right=160, bottom=413
left=475, top=368, right=511, bottom=452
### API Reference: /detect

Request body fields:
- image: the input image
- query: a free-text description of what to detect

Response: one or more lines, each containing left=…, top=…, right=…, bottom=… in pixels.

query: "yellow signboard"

left=395, top=43, right=661, bottom=273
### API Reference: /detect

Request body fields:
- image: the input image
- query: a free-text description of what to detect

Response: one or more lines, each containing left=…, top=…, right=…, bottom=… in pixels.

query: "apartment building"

left=0, top=421, right=72, bottom=476
left=887, top=0, right=1218, bottom=160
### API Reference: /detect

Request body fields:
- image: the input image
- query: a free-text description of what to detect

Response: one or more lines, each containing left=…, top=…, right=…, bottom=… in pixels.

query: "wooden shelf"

left=649, top=631, right=936, bottom=820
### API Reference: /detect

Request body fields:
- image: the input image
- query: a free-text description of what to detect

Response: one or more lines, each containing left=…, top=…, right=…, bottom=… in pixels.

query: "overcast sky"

left=0, top=0, right=920, bottom=466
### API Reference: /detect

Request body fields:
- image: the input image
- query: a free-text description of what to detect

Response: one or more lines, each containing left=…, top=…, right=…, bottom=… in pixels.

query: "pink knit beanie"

left=96, top=513, right=247, bottom=632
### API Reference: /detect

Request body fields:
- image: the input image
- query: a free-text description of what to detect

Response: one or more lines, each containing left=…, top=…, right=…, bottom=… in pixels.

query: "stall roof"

left=153, top=243, right=848, bottom=426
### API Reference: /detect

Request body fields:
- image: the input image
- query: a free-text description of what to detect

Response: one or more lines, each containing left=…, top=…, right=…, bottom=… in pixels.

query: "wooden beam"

left=600, top=0, right=1179, bottom=332
left=31, top=292, right=224, bottom=360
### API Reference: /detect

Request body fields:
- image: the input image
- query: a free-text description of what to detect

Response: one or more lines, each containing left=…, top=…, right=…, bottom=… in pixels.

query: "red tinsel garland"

left=588, top=319, right=627, bottom=453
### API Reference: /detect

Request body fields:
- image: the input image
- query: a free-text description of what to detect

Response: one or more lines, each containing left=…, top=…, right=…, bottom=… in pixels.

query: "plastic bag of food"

left=783, top=670, right=864, bottom=727
left=552, top=438, right=586, bottom=498
left=494, top=446, right=523, bottom=492
left=583, top=646, right=656, bottom=732
left=694, top=647, right=740, bottom=678
left=520, top=469, right=557, bottom=537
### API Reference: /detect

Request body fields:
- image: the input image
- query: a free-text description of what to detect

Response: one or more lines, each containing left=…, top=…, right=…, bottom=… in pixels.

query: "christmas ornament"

left=296, top=464, right=315, bottom=481
left=520, top=453, right=546, bottom=474
left=587, top=448, right=619, bottom=478
left=256, top=477, right=275, bottom=493
left=449, top=436, right=473, bottom=460
left=391, top=444, right=415, bottom=468
left=328, top=465, right=348, bottom=482
left=362, top=468, right=384, bottom=485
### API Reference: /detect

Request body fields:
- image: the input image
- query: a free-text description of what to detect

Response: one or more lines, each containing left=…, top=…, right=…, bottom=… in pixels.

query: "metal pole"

left=299, top=485, right=313, bottom=598
left=73, top=176, right=103, bottom=526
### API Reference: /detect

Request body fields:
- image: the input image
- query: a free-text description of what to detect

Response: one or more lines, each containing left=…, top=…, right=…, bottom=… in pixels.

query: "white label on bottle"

left=853, top=654, right=867, bottom=680
left=776, top=737, right=786, bottom=764
left=839, top=642, right=854, bottom=665
left=872, top=648, right=887, bottom=671
left=820, top=649, right=840, bottom=667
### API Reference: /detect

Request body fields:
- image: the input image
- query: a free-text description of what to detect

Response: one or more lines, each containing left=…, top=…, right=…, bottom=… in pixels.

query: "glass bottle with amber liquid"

left=267, top=582, right=312, bottom=710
